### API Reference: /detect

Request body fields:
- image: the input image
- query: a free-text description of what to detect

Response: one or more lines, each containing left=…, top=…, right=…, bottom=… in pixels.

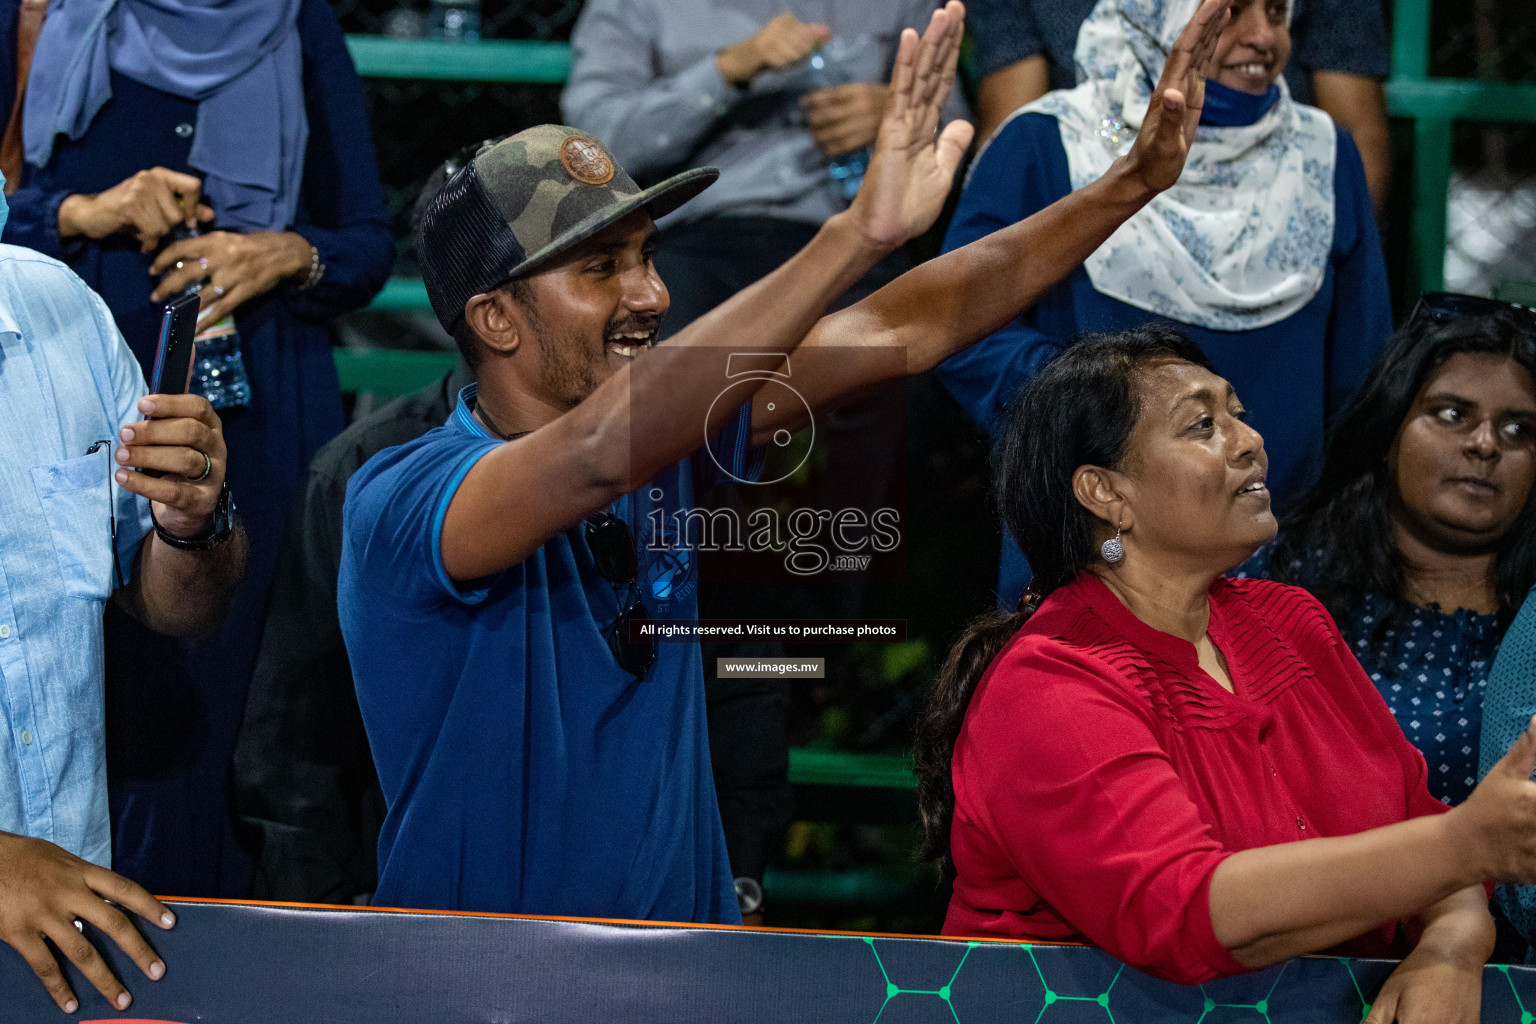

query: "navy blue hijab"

left=23, top=0, right=307, bottom=232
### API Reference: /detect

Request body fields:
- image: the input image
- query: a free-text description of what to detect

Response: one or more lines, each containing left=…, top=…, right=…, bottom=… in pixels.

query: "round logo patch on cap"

left=559, top=135, right=615, bottom=185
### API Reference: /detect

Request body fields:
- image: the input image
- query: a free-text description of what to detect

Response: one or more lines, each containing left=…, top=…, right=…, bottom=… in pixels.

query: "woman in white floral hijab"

left=935, top=0, right=1392, bottom=610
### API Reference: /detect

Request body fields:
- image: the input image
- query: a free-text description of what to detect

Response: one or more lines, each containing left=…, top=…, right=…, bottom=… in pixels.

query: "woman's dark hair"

left=1269, top=308, right=1536, bottom=630
left=914, top=325, right=1214, bottom=879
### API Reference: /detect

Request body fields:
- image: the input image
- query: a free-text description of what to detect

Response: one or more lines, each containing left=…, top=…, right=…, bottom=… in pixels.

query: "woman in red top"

left=915, top=326, right=1536, bottom=1022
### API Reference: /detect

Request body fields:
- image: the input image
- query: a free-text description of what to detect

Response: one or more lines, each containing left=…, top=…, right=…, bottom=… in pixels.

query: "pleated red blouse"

left=944, top=573, right=1450, bottom=983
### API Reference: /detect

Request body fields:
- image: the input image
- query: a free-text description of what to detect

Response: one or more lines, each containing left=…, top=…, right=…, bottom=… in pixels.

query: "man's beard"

left=529, top=299, right=609, bottom=406
left=532, top=302, right=662, bottom=407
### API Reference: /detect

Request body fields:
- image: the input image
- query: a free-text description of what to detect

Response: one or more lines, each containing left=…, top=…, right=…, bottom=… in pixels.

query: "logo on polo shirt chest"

left=639, top=502, right=694, bottom=605
left=559, top=136, right=615, bottom=185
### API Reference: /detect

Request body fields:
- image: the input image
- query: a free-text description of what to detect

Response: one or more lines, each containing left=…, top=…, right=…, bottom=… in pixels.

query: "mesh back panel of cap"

left=415, top=162, right=528, bottom=332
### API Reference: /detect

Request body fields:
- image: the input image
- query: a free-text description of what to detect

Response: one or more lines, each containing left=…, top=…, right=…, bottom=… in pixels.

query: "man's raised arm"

left=437, top=3, right=971, bottom=582
left=747, top=0, right=1232, bottom=441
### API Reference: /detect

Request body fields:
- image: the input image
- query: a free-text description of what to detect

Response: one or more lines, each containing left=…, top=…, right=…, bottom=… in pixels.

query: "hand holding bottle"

left=150, top=229, right=313, bottom=325
left=716, top=13, right=830, bottom=88
left=57, top=167, right=212, bottom=253
left=802, top=82, right=891, bottom=157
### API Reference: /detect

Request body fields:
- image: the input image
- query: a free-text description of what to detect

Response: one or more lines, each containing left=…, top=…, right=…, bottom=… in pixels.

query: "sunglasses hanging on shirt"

left=585, top=509, right=657, bottom=679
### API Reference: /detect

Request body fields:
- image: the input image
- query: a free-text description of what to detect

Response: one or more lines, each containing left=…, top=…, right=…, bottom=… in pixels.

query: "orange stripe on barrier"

left=154, top=894, right=1091, bottom=947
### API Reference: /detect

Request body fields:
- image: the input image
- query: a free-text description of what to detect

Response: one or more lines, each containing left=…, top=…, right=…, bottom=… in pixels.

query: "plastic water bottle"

left=166, top=224, right=251, bottom=411
left=190, top=315, right=252, bottom=411
left=429, top=0, right=480, bottom=43
left=805, top=42, right=870, bottom=204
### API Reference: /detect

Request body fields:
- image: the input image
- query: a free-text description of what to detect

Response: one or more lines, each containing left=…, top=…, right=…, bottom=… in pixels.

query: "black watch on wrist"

left=152, top=484, right=235, bottom=551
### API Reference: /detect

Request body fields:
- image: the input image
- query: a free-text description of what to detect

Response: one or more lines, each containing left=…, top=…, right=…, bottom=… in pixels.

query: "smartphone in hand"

left=149, top=291, right=200, bottom=396
left=140, top=291, right=201, bottom=478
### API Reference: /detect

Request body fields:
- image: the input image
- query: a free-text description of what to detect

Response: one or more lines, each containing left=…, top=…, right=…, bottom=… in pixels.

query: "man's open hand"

left=844, top=1, right=972, bottom=250
left=1121, top=0, right=1230, bottom=195
left=0, top=831, right=174, bottom=1014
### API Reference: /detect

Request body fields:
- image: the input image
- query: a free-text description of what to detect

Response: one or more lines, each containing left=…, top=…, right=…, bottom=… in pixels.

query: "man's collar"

left=453, top=383, right=532, bottom=442
left=452, top=383, right=494, bottom=438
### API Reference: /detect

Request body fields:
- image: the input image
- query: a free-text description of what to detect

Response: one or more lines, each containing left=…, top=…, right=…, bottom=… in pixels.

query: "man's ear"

left=1071, top=465, right=1130, bottom=533
left=463, top=289, right=524, bottom=359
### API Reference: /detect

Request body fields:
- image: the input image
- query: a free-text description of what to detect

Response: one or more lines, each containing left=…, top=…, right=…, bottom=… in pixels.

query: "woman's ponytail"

left=914, top=591, right=1041, bottom=880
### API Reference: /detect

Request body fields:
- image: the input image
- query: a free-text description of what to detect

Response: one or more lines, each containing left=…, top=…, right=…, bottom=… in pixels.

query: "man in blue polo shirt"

left=338, top=0, right=1228, bottom=923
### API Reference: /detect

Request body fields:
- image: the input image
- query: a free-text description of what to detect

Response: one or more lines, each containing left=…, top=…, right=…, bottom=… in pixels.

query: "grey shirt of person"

left=562, top=0, right=966, bottom=228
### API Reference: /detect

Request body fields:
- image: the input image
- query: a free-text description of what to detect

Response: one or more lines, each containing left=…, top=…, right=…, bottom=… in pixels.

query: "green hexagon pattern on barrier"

left=848, top=936, right=1392, bottom=1024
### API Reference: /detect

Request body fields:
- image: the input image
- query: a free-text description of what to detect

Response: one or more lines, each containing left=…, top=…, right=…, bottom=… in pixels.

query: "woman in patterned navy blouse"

left=916, top=326, right=1536, bottom=1019
left=1252, top=298, right=1536, bottom=807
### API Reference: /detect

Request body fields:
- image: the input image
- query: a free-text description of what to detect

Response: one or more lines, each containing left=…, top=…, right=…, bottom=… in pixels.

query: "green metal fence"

left=1387, top=0, right=1536, bottom=299
left=347, top=35, right=571, bottom=82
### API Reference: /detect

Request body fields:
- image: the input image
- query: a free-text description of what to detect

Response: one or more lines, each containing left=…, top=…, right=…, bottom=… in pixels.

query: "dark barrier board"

left=4, top=899, right=1536, bottom=1023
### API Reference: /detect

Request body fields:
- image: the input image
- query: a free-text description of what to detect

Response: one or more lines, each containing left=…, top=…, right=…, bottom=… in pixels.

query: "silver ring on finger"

left=191, top=451, right=213, bottom=483
left=198, top=257, right=209, bottom=270
left=213, top=285, right=225, bottom=296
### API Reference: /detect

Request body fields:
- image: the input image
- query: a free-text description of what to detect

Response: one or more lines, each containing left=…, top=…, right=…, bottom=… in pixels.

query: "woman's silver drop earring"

left=1100, top=522, right=1124, bottom=563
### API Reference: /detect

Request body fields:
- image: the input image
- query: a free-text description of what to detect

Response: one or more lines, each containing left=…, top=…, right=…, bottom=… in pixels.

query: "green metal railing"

left=333, top=348, right=456, bottom=396
left=1385, top=0, right=1536, bottom=298
left=347, top=36, right=571, bottom=82
left=361, top=275, right=432, bottom=313
left=788, top=748, right=915, bottom=790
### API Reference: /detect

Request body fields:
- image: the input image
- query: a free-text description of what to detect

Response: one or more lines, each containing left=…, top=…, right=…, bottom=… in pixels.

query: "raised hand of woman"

left=1123, top=0, right=1230, bottom=194
left=843, top=0, right=973, bottom=250
left=150, top=230, right=314, bottom=324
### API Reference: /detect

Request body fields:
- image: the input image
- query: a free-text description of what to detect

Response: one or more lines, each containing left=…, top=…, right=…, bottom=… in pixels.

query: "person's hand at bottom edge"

left=0, top=831, right=175, bottom=1013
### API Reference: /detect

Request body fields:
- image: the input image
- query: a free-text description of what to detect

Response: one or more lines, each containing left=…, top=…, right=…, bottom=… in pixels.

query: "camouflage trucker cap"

left=415, top=125, right=717, bottom=333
